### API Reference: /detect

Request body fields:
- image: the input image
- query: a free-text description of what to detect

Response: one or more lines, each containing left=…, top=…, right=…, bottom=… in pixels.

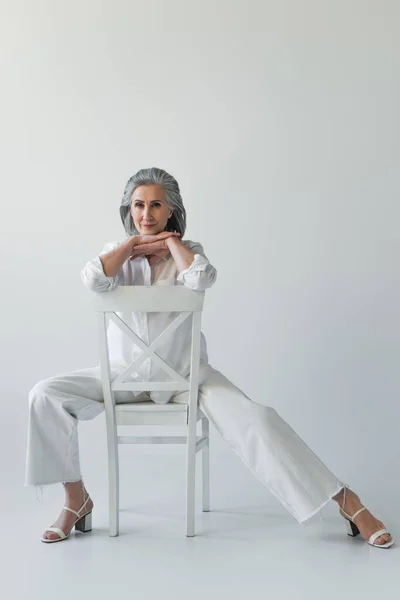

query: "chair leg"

left=202, top=418, right=210, bottom=512
left=186, top=436, right=196, bottom=537
left=106, top=421, right=120, bottom=537
left=186, top=456, right=196, bottom=537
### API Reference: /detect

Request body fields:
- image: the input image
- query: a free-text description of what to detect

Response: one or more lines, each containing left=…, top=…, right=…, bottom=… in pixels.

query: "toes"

left=375, top=534, right=391, bottom=546
left=43, top=531, right=60, bottom=541
left=383, top=534, right=392, bottom=544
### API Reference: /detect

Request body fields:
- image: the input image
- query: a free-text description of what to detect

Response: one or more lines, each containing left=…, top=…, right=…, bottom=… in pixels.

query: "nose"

left=143, top=205, right=152, bottom=219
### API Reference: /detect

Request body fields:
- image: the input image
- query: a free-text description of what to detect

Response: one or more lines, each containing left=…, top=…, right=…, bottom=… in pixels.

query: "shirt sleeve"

left=176, top=240, right=217, bottom=291
left=81, top=241, right=123, bottom=293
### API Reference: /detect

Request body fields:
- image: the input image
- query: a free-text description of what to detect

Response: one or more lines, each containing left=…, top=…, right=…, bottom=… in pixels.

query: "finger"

left=135, top=243, right=158, bottom=252
left=157, top=231, right=180, bottom=239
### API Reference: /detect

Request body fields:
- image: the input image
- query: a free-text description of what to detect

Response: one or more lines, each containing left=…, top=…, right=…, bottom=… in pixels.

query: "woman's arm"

left=81, top=232, right=181, bottom=292
left=172, top=240, right=217, bottom=291
left=100, top=239, right=133, bottom=277
left=166, top=237, right=196, bottom=272
left=81, top=241, right=127, bottom=292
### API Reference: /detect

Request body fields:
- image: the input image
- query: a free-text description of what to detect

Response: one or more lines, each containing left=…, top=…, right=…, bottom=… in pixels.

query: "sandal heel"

left=346, top=518, right=360, bottom=537
left=75, top=511, right=92, bottom=533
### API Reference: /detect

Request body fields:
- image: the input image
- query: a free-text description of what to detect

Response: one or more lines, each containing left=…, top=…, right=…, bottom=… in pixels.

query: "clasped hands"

left=128, top=232, right=181, bottom=267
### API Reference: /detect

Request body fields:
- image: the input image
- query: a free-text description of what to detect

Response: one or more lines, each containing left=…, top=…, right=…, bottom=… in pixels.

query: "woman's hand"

left=130, top=234, right=197, bottom=272
left=128, top=232, right=180, bottom=261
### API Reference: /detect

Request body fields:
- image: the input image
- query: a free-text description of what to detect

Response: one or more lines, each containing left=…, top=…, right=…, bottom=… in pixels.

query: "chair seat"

left=114, top=401, right=205, bottom=426
left=115, top=401, right=187, bottom=412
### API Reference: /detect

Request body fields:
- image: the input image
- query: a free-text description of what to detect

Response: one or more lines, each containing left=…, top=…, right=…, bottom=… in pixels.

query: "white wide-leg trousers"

left=25, top=364, right=343, bottom=523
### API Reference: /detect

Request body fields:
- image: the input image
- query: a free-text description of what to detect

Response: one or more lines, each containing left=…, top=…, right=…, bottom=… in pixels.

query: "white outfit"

left=25, top=239, right=343, bottom=523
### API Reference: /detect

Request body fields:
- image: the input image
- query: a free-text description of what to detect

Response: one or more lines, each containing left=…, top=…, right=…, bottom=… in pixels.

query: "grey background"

left=0, top=0, right=399, bottom=524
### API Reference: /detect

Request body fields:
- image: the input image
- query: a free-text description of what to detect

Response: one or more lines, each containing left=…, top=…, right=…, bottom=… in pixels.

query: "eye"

left=134, top=202, right=144, bottom=208
left=152, top=202, right=162, bottom=208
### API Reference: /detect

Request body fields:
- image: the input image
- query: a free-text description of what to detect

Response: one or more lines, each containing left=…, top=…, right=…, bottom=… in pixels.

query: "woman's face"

left=130, top=184, right=173, bottom=235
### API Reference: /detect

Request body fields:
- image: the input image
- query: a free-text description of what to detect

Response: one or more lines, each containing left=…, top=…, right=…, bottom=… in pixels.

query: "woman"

left=25, top=168, right=393, bottom=548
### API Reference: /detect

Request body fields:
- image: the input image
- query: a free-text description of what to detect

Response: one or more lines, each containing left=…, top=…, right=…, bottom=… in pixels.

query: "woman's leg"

left=25, top=364, right=134, bottom=541
left=173, top=365, right=392, bottom=545
left=194, top=366, right=343, bottom=523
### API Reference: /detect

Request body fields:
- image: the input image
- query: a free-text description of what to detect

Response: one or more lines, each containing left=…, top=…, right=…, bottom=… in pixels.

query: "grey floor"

left=3, top=460, right=399, bottom=600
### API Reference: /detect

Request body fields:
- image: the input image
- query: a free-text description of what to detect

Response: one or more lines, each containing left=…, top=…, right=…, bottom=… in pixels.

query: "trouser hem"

left=298, top=483, right=345, bottom=524
left=24, top=476, right=83, bottom=488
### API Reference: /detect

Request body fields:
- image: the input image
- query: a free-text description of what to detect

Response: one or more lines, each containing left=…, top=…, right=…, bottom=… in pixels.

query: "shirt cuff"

left=176, top=254, right=209, bottom=281
left=93, top=257, right=119, bottom=281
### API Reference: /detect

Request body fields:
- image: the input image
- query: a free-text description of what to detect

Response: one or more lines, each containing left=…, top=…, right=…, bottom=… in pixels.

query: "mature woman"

left=26, top=168, right=393, bottom=548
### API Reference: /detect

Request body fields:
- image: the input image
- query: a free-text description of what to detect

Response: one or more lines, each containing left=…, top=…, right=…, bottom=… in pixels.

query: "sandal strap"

left=45, top=527, right=67, bottom=539
left=63, top=495, right=91, bottom=519
left=369, top=529, right=389, bottom=546
left=63, top=506, right=80, bottom=518
left=79, top=495, right=90, bottom=515
left=350, top=506, right=367, bottom=521
left=340, top=506, right=366, bottom=522
left=340, top=487, right=367, bottom=522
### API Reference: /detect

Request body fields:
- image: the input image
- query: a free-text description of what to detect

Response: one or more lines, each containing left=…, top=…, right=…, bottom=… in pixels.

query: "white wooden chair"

left=94, top=286, right=210, bottom=537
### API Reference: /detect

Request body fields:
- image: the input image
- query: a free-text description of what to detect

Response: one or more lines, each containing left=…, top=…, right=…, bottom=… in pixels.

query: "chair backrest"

left=93, top=285, right=205, bottom=313
left=94, top=286, right=205, bottom=416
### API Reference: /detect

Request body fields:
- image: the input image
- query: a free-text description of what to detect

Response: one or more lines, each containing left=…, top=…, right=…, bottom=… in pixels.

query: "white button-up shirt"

left=81, top=240, right=217, bottom=393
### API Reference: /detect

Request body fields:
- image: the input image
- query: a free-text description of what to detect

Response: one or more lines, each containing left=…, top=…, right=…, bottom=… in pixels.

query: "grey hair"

left=119, top=167, right=187, bottom=237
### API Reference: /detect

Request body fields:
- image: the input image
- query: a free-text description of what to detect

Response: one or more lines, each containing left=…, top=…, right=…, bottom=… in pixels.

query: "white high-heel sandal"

left=340, top=486, right=394, bottom=549
left=41, top=493, right=93, bottom=544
